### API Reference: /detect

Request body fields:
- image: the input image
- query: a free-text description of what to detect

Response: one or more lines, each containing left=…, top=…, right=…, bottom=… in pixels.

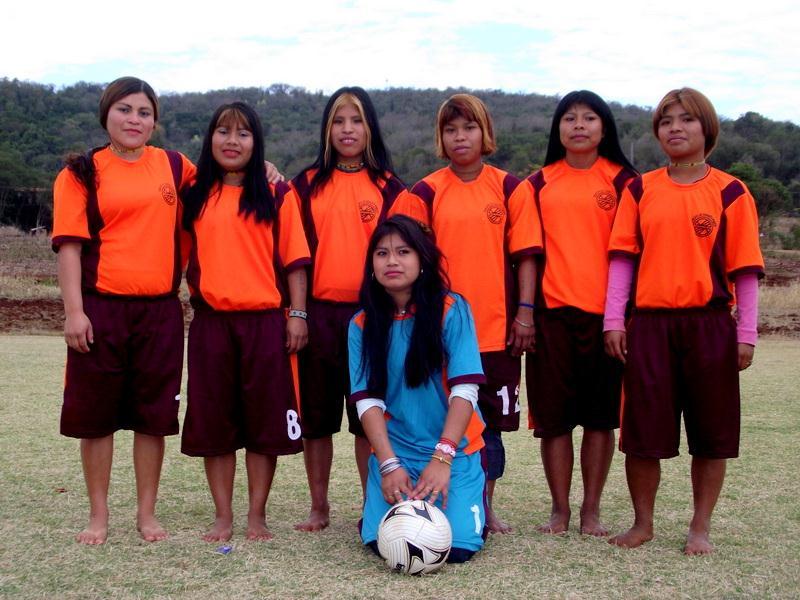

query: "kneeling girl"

left=349, top=215, right=487, bottom=563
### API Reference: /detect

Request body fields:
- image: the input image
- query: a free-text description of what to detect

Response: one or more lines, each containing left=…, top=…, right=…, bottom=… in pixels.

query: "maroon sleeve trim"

left=502, top=172, right=521, bottom=202
left=609, top=249, right=638, bottom=260
left=447, top=374, right=487, bottom=386
left=349, top=390, right=385, bottom=405
left=721, top=180, right=746, bottom=209
left=511, top=246, right=543, bottom=261
left=284, top=257, right=311, bottom=272
left=527, top=170, right=545, bottom=194
left=410, top=180, right=435, bottom=205
left=627, top=177, right=644, bottom=203
left=728, top=265, right=765, bottom=280
left=613, top=167, right=637, bottom=198
left=51, top=235, right=89, bottom=253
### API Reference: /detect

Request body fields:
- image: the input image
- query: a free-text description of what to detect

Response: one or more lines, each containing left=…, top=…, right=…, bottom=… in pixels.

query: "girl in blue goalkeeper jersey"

left=348, top=214, right=488, bottom=563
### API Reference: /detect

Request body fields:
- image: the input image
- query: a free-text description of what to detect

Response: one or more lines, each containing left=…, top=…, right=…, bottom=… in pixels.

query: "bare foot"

left=202, top=516, right=233, bottom=542
left=608, top=525, right=653, bottom=548
left=294, top=507, right=330, bottom=532
left=246, top=515, right=274, bottom=541
left=76, top=514, right=108, bottom=545
left=684, top=529, right=714, bottom=555
left=486, top=506, right=513, bottom=534
left=580, top=512, right=610, bottom=537
left=137, top=514, right=168, bottom=542
left=536, top=511, right=570, bottom=535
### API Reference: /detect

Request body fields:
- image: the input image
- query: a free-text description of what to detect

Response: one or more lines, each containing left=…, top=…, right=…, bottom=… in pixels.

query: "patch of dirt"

left=0, top=299, right=62, bottom=333
left=764, top=252, right=800, bottom=286
left=0, top=298, right=194, bottom=334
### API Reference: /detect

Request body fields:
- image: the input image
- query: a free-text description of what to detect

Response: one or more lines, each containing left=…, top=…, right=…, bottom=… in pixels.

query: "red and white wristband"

left=434, top=440, right=456, bottom=459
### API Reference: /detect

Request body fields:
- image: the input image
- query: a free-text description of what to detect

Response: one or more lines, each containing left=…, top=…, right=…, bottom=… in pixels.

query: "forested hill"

left=1, top=78, right=798, bottom=214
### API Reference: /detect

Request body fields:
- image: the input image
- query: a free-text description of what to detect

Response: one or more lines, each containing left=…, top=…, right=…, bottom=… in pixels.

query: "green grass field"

left=1, top=336, right=798, bottom=599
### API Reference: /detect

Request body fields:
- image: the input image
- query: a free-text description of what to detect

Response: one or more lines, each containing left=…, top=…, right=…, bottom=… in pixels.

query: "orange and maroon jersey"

left=52, top=146, right=195, bottom=296
left=186, top=181, right=310, bottom=311
left=292, top=168, right=408, bottom=303
left=529, top=157, right=636, bottom=314
left=609, top=167, right=764, bottom=309
left=408, top=164, right=542, bottom=352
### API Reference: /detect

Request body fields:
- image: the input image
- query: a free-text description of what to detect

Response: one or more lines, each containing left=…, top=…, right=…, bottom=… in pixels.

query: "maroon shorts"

left=60, top=293, right=183, bottom=439
left=297, top=299, right=364, bottom=439
left=620, top=308, right=740, bottom=459
left=526, top=307, right=623, bottom=438
left=477, top=351, right=521, bottom=432
left=181, top=309, right=303, bottom=456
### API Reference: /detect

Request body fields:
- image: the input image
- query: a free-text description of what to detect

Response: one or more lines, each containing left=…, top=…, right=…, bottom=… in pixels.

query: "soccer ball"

left=377, top=499, right=452, bottom=575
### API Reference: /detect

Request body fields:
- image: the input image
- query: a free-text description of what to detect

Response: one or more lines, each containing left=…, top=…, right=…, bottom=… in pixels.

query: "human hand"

left=738, top=343, right=755, bottom=371
left=507, top=308, right=535, bottom=356
left=286, top=317, right=308, bottom=354
left=265, top=160, right=285, bottom=184
left=64, top=311, right=93, bottom=353
left=411, top=457, right=451, bottom=508
left=604, top=330, right=626, bottom=363
left=382, top=467, right=413, bottom=504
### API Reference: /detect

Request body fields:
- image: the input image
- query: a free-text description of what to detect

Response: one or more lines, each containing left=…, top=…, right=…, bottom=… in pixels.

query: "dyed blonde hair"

left=323, top=93, right=376, bottom=168
left=215, top=105, right=250, bottom=131
left=653, top=87, right=720, bottom=157
left=435, top=93, right=497, bottom=159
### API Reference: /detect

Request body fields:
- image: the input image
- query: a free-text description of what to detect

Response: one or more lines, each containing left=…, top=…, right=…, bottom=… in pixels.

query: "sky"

left=3, top=0, right=798, bottom=123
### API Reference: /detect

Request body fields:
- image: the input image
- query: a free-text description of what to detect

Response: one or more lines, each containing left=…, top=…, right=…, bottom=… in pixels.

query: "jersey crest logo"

left=692, top=213, right=717, bottom=237
left=484, top=203, right=505, bottom=224
left=594, top=190, right=616, bottom=211
left=359, top=200, right=378, bottom=223
left=160, top=183, right=177, bottom=206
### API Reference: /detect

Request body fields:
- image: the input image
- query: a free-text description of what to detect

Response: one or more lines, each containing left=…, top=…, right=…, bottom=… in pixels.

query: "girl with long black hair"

left=181, top=102, right=310, bottom=542
left=349, top=214, right=487, bottom=563
left=522, top=90, right=637, bottom=536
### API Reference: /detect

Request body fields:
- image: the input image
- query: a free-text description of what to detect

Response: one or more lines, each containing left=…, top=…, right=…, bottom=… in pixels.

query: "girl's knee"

left=446, top=546, right=477, bottom=563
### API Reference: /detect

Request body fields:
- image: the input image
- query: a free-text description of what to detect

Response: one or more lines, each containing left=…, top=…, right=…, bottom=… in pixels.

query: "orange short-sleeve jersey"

left=609, top=167, right=764, bottom=309
left=409, top=164, right=542, bottom=351
left=186, top=181, right=310, bottom=311
left=530, top=157, right=635, bottom=314
left=292, top=168, right=407, bottom=303
left=52, top=146, right=195, bottom=296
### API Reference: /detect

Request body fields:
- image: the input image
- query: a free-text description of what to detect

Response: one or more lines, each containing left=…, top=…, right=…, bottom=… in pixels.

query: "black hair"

left=302, top=86, right=397, bottom=197
left=544, top=90, right=637, bottom=172
left=358, top=215, right=449, bottom=393
left=183, top=101, right=276, bottom=228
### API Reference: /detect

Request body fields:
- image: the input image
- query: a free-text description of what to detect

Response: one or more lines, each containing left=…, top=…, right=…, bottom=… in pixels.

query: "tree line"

left=1, top=78, right=799, bottom=228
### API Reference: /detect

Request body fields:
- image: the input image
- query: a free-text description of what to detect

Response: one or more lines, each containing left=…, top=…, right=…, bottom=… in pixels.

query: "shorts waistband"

left=83, top=290, right=179, bottom=302
left=632, top=305, right=730, bottom=316
left=190, top=297, right=284, bottom=315
left=309, top=298, right=360, bottom=310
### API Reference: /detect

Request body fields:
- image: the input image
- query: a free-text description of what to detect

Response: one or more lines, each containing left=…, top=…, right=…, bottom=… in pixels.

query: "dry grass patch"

left=760, top=281, right=800, bottom=310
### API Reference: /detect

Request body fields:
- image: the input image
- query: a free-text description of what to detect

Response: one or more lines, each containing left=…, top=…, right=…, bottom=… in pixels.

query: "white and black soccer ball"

left=377, top=499, right=452, bottom=575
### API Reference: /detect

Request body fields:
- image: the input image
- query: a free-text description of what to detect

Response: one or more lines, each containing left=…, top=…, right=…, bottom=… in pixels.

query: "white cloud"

left=2, top=0, right=798, bottom=121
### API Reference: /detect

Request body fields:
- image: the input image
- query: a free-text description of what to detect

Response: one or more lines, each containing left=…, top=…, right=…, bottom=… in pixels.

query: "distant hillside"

left=1, top=78, right=798, bottom=218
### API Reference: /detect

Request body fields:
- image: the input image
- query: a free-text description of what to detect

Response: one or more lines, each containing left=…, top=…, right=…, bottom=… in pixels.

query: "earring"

left=420, top=268, right=424, bottom=274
